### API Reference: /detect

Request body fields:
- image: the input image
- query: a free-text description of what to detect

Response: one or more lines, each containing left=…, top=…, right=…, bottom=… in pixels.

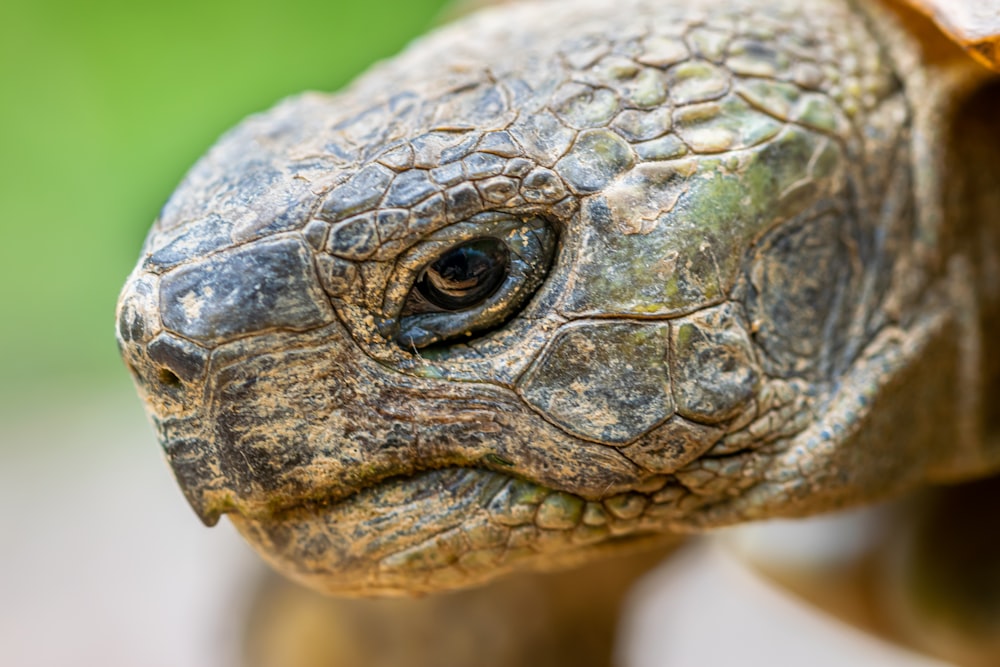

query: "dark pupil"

left=417, top=238, right=509, bottom=310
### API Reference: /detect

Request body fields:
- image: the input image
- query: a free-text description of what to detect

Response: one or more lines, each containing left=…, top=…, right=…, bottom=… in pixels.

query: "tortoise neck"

left=944, top=77, right=1000, bottom=459
left=896, top=58, right=1000, bottom=478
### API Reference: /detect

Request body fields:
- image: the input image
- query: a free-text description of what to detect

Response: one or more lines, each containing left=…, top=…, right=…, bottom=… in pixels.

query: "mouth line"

left=244, top=464, right=546, bottom=525
left=233, top=460, right=710, bottom=539
left=213, top=447, right=744, bottom=530
left=180, top=429, right=770, bottom=532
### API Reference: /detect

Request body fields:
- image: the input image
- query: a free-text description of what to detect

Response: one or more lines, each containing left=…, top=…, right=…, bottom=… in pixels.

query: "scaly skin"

left=116, top=0, right=1000, bottom=595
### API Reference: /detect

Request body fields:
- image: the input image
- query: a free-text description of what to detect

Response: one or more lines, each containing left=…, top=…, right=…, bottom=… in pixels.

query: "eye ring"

left=394, top=215, right=556, bottom=350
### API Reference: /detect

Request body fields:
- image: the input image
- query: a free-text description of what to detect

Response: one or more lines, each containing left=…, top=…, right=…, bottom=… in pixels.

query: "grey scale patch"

left=518, top=320, right=674, bottom=444
left=160, top=237, right=333, bottom=344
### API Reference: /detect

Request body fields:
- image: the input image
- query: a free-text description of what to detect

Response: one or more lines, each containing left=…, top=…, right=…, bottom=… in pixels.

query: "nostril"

left=147, top=333, right=209, bottom=383
left=157, top=368, right=182, bottom=387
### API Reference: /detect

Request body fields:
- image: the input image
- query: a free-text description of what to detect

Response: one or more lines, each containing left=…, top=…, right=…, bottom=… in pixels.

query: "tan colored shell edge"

left=904, top=0, right=1000, bottom=70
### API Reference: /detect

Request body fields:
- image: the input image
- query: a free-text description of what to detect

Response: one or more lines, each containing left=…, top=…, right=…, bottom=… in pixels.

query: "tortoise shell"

left=904, top=0, right=1000, bottom=70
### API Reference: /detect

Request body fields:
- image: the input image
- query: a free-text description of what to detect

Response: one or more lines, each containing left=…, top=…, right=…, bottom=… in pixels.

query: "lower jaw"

left=226, top=467, right=682, bottom=596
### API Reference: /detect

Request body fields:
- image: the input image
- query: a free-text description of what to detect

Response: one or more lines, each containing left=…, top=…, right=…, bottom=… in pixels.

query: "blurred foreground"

left=0, top=381, right=952, bottom=667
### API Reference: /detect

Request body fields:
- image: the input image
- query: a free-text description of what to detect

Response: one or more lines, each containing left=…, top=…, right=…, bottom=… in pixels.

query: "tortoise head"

left=116, top=0, right=993, bottom=595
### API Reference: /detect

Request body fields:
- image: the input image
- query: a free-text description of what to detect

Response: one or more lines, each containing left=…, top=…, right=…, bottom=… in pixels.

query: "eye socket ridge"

left=394, top=214, right=556, bottom=350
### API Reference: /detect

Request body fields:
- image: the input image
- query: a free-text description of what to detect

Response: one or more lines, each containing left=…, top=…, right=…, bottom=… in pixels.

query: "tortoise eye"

left=394, top=214, right=556, bottom=350
left=416, top=238, right=509, bottom=311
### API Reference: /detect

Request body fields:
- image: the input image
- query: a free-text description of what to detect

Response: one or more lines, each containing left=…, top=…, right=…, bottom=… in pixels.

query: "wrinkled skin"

left=116, top=0, right=1000, bottom=596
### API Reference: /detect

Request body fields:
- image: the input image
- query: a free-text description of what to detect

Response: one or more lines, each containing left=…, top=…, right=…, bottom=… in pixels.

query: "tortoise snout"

left=117, top=233, right=338, bottom=391
left=116, top=268, right=210, bottom=401
left=116, top=271, right=159, bottom=350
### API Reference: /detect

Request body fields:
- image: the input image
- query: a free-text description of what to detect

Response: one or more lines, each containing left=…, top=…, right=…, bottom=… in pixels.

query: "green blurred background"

left=0, top=0, right=449, bottom=406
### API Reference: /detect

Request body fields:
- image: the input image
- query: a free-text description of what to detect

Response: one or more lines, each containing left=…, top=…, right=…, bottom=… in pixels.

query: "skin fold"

left=116, top=0, right=1000, bottom=597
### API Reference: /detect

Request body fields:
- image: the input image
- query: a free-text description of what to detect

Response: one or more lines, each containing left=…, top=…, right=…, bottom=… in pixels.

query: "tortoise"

left=116, top=0, right=1000, bottom=660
